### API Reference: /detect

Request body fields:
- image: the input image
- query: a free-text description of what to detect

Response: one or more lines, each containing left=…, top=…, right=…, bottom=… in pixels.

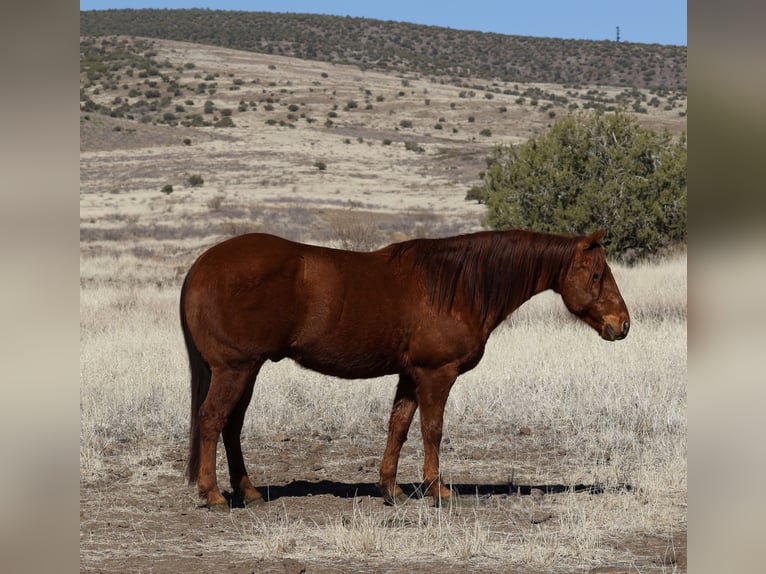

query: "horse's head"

left=560, top=229, right=630, bottom=341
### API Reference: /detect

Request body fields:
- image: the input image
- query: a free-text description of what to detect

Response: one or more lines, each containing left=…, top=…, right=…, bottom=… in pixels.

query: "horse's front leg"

left=413, top=365, right=459, bottom=502
left=379, top=374, right=418, bottom=505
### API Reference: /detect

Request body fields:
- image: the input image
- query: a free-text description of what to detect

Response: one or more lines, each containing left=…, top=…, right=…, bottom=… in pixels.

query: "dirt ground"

left=80, top=431, right=685, bottom=573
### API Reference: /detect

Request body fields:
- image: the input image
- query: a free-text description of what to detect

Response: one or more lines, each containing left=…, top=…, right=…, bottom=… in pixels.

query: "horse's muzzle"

left=604, top=319, right=630, bottom=341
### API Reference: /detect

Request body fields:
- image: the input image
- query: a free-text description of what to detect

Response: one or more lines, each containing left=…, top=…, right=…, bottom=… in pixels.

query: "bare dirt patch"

left=80, top=432, right=685, bottom=574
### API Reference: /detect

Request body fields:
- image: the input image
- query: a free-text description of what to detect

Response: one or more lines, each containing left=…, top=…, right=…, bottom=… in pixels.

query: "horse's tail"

left=180, top=268, right=210, bottom=485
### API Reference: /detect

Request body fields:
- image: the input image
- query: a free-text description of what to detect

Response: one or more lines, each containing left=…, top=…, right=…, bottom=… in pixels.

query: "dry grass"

left=80, top=249, right=686, bottom=572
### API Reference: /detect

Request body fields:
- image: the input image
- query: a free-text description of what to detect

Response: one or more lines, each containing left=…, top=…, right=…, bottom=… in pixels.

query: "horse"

left=180, top=228, right=630, bottom=509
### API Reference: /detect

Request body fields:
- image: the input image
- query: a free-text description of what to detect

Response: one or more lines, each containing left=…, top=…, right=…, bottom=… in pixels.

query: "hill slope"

left=80, top=9, right=686, bottom=91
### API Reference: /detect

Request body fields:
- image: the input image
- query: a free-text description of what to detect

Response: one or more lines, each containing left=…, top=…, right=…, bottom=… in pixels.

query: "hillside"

left=80, top=9, right=686, bottom=91
left=80, top=33, right=685, bottom=260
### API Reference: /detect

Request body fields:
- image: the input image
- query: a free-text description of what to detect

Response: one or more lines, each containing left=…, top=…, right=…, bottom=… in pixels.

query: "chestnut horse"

left=181, top=229, right=630, bottom=508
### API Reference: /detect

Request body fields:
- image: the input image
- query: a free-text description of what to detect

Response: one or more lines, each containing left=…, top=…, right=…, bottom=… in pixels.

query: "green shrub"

left=479, top=109, right=686, bottom=259
left=161, top=184, right=173, bottom=195
left=214, top=116, right=235, bottom=127
left=314, top=161, right=327, bottom=171
left=188, top=174, right=204, bottom=187
left=465, top=185, right=484, bottom=203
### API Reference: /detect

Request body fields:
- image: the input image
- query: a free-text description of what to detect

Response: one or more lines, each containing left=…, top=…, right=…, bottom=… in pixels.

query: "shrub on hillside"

left=214, top=116, right=235, bottom=128
left=187, top=174, right=204, bottom=187
left=478, top=109, right=686, bottom=259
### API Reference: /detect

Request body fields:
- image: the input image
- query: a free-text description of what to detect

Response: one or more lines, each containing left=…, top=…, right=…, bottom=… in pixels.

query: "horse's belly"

left=287, top=338, right=400, bottom=379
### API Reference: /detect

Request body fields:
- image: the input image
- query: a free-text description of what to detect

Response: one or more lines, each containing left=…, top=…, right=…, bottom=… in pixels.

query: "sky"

left=79, top=1, right=687, bottom=46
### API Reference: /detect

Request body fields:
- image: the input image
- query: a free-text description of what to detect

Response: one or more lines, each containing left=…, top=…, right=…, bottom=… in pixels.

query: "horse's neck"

left=487, top=236, right=570, bottom=328
left=530, top=245, right=568, bottom=296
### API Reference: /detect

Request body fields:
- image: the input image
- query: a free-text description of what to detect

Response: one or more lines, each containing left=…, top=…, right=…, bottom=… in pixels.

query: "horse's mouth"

left=603, top=320, right=630, bottom=341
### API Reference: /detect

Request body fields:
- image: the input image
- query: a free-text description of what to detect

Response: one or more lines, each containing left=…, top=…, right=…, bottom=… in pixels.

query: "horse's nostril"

left=622, top=321, right=630, bottom=336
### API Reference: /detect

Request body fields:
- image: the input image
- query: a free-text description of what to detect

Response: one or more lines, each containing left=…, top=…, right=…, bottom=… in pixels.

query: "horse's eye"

left=592, top=272, right=600, bottom=281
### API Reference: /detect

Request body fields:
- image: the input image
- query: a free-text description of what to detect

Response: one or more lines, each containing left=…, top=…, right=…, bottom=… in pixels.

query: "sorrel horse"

left=180, top=229, right=630, bottom=509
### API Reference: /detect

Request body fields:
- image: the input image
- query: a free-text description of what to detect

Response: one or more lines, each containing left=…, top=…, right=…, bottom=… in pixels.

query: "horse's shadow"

left=222, top=480, right=633, bottom=508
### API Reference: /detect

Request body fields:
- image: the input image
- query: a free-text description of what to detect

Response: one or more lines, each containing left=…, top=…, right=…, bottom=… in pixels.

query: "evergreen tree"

left=479, top=110, right=686, bottom=259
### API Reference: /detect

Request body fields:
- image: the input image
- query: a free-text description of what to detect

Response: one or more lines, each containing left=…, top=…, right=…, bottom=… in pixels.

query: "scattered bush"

left=480, top=109, right=687, bottom=259
left=214, top=116, right=235, bottom=127
left=404, top=141, right=424, bottom=153
left=328, top=214, right=382, bottom=251
left=161, top=184, right=173, bottom=195
left=314, top=161, right=327, bottom=171
left=464, top=185, right=483, bottom=203
left=187, top=174, right=204, bottom=187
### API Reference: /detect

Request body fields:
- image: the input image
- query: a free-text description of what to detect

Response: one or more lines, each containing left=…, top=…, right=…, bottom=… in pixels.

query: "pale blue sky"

left=79, top=1, right=687, bottom=46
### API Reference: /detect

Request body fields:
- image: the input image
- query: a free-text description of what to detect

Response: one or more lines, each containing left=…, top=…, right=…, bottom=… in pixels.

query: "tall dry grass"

left=80, top=250, right=686, bottom=571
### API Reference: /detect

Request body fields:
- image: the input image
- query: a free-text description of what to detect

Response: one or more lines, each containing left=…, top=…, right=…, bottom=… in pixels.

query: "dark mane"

left=389, top=230, right=580, bottom=325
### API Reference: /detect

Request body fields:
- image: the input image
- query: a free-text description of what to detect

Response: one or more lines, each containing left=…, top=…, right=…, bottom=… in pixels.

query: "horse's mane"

left=388, top=230, right=582, bottom=325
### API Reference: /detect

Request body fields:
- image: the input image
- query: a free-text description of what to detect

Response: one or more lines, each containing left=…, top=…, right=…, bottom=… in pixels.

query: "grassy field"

left=80, top=36, right=686, bottom=573
left=80, top=246, right=686, bottom=572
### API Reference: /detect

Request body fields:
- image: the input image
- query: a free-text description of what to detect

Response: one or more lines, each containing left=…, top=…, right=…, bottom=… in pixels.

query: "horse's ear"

left=582, top=228, right=607, bottom=250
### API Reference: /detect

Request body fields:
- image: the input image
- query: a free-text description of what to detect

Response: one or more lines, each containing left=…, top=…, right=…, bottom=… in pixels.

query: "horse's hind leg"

left=222, top=361, right=264, bottom=506
left=197, top=364, right=260, bottom=509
